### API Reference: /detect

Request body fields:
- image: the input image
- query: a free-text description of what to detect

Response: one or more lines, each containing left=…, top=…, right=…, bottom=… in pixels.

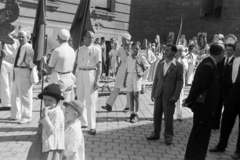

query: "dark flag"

left=175, top=18, right=183, bottom=46
left=70, top=0, right=94, bottom=51
left=32, top=0, right=47, bottom=68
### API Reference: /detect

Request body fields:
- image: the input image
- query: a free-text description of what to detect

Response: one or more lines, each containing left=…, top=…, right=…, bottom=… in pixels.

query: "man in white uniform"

left=0, top=31, right=18, bottom=110
left=11, top=29, right=35, bottom=124
left=76, top=30, right=102, bottom=135
left=101, top=33, right=131, bottom=112
left=42, top=29, right=76, bottom=101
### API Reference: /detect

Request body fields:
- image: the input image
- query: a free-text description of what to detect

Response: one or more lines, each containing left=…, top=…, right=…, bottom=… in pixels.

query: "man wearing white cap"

left=10, top=28, right=35, bottom=124
left=0, top=30, right=19, bottom=111
left=101, top=32, right=131, bottom=112
left=42, top=29, right=76, bottom=101
left=75, top=30, right=102, bottom=135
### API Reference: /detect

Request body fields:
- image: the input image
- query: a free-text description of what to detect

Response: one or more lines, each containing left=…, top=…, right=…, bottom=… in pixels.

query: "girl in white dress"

left=109, top=42, right=118, bottom=78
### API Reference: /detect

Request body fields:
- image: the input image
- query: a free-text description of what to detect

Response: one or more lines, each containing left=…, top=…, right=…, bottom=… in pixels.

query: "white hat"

left=19, top=28, right=31, bottom=39
left=122, top=32, right=131, bottom=41
left=58, top=29, right=70, bottom=41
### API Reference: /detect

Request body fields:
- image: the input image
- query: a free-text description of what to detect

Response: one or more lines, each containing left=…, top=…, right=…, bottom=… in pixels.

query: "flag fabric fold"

left=70, top=0, right=94, bottom=50
left=176, top=18, right=183, bottom=46
left=32, top=0, right=47, bottom=68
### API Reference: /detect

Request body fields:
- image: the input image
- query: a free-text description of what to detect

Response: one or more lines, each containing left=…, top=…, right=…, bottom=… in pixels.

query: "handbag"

left=135, top=56, right=146, bottom=78
left=195, top=90, right=208, bottom=104
left=30, top=65, right=39, bottom=84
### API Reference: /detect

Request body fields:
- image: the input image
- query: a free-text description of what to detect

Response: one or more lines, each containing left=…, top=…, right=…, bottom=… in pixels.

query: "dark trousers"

left=212, top=93, right=228, bottom=129
left=153, top=95, right=175, bottom=143
left=217, top=83, right=240, bottom=150
left=217, top=108, right=240, bottom=149
left=185, top=110, right=213, bottom=160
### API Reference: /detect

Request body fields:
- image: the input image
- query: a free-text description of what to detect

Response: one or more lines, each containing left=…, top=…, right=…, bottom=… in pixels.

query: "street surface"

left=0, top=83, right=238, bottom=160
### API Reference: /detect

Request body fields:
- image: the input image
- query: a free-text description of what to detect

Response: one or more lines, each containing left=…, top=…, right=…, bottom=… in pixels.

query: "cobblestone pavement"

left=0, top=84, right=238, bottom=160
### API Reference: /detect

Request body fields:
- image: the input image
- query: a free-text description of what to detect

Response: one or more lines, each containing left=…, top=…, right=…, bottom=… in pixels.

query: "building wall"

left=0, top=0, right=131, bottom=51
left=129, top=0, right=240, bottom=44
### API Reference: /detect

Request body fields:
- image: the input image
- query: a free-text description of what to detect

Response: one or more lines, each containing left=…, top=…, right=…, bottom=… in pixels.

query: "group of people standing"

left=1, top=27, right=240, bottom=160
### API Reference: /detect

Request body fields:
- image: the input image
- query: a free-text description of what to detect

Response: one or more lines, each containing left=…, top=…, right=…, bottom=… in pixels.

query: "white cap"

left=19, top=28, right=31, bottom=39
left=58, top=29, right=70, bottom=41
left=122, top=32, right=131, bottom=41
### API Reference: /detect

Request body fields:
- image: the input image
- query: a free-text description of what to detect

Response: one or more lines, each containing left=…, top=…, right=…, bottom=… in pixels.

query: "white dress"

left=64, top=120, right=85, bottom=160
left=109, top=49, right=118, bottom=73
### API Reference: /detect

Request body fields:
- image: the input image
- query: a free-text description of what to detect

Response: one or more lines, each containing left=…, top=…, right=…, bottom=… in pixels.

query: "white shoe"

left=18, top=120, right=30, bottom=124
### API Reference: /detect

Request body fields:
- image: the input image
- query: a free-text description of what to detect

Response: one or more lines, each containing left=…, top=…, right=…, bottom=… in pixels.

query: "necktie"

left=14, top=45, right=22, bottom=68
left=225, top=57, right=229, bottom=66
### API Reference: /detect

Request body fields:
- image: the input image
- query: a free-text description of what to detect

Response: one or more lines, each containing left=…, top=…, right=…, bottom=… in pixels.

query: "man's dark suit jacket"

left=151, top=60, right=183, bottom=101
left=217, top=57, right=234, bottom=96
left=185, top=57, right=219, bottom=116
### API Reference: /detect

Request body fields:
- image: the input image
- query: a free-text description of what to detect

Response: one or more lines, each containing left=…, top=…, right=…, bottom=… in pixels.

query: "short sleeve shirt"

left=126, top=56, right=137, bottom=73
left=49, top=42, right=76, bottom=72
left=77, top=44, right=102, bottom=68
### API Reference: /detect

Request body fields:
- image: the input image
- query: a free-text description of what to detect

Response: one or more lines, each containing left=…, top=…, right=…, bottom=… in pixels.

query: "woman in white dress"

left=109, top=42, right=118, bottom=78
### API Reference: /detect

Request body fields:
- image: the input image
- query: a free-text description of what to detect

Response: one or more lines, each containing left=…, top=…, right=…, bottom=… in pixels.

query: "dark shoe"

left=147, top=132, right=159, bottom=141
left=81, top=125, right=88, bottom=129
left=123, top=107, right=130, bottom=113
left=209, top=145, right=225, bottom=152
left=165, top=141, right=172, bottom=145
left=130, top=114, right=138, bottom=123
left=0, top=107, right=11, bottom=111
left=88, top=129, right=96, bottom=135
left=125, top=114, right=135, bottom=122
left=232, top=149, right=240, bottom=159
left=101, top=104, right=112, bottom=112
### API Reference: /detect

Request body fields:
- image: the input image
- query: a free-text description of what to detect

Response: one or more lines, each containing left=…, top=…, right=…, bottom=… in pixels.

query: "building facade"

left=0, top=0, right=131, bottom=51
left=129, top=0, right=240, bottom=44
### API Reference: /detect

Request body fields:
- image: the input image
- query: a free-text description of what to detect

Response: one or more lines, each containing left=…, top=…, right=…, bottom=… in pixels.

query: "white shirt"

left=49, top=42, right=76, bottom=72
left=77, top=44, right=102, bottom=68
left=162, top=58, right=176, bottom=76
left=140, top=49, right=157, bottom=64
left=232, top=57, right=240, bottom=83
left=224, top=56, right=233, bottom=66
left=3, top=39, right=19, bottom=64
left=15, top=42, right=34, bottom=68
left=64, top=120, right=85, bottom=160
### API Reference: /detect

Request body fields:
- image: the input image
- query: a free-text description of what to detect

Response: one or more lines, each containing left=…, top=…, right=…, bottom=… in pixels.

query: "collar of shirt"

left=162, top=58, right=176, bottom=66
left=59, top=42, right=69, bottom=47
left=225, top=55, right=233, bottom=63
left=209, top=56, right=217, bottom=65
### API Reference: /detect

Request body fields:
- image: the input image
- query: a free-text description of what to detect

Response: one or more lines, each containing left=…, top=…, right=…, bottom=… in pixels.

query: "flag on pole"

left=70, top=0, right=94, bottom=50
left=32, top=0, right=47, bottom=68
left=175, top=18, right=183, bottom=46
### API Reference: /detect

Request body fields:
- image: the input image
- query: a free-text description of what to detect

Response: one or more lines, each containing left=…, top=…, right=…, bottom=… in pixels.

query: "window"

left=200, top=0, right=223, bottom=17
left=94, top=0, right=115, bottom=12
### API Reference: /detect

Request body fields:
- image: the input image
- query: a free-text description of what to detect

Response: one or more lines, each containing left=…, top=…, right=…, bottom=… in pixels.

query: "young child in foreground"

left=39, top=83, right=65, bottom=159
left=63, top=100, right=85, bottom=160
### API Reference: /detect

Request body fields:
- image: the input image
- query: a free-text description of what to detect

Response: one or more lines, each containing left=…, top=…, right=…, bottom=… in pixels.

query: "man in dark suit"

left=183, top=43, right=224, bottom=160
left=209, top=44, right=240, bottom=159
left=147, top=44, right=183, bottom=145
left=212, top=43, right=235, bottom=129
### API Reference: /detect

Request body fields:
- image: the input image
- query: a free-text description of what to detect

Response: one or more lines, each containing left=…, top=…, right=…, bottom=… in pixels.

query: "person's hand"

left=151, top=97, right=155, bottom=102
left=41, top=56, right=47, bottom=64
left=43, top=107, right=51, bottom=117
left=169, top=96, right=177, bottom=103
left=93, top=81, right=100, bottom=91
left=123, top=80, right=126, bottom=88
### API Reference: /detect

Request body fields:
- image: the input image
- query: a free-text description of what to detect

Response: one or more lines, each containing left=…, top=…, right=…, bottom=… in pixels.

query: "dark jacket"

left=217, top=57, right=234, bottom=96
left=185, top=57, right=220, bottom=116
left=151, top=59, right=183, bottom=100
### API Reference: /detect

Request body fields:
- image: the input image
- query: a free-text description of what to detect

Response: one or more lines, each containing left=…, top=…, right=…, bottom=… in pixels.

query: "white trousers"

left=76, top=70, right=98, bottom=129
left=11, top=68, right=33, bottom=121
left=0, top=61, right=13, bottom=107
left=106, top=88, right=130, bottom=108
